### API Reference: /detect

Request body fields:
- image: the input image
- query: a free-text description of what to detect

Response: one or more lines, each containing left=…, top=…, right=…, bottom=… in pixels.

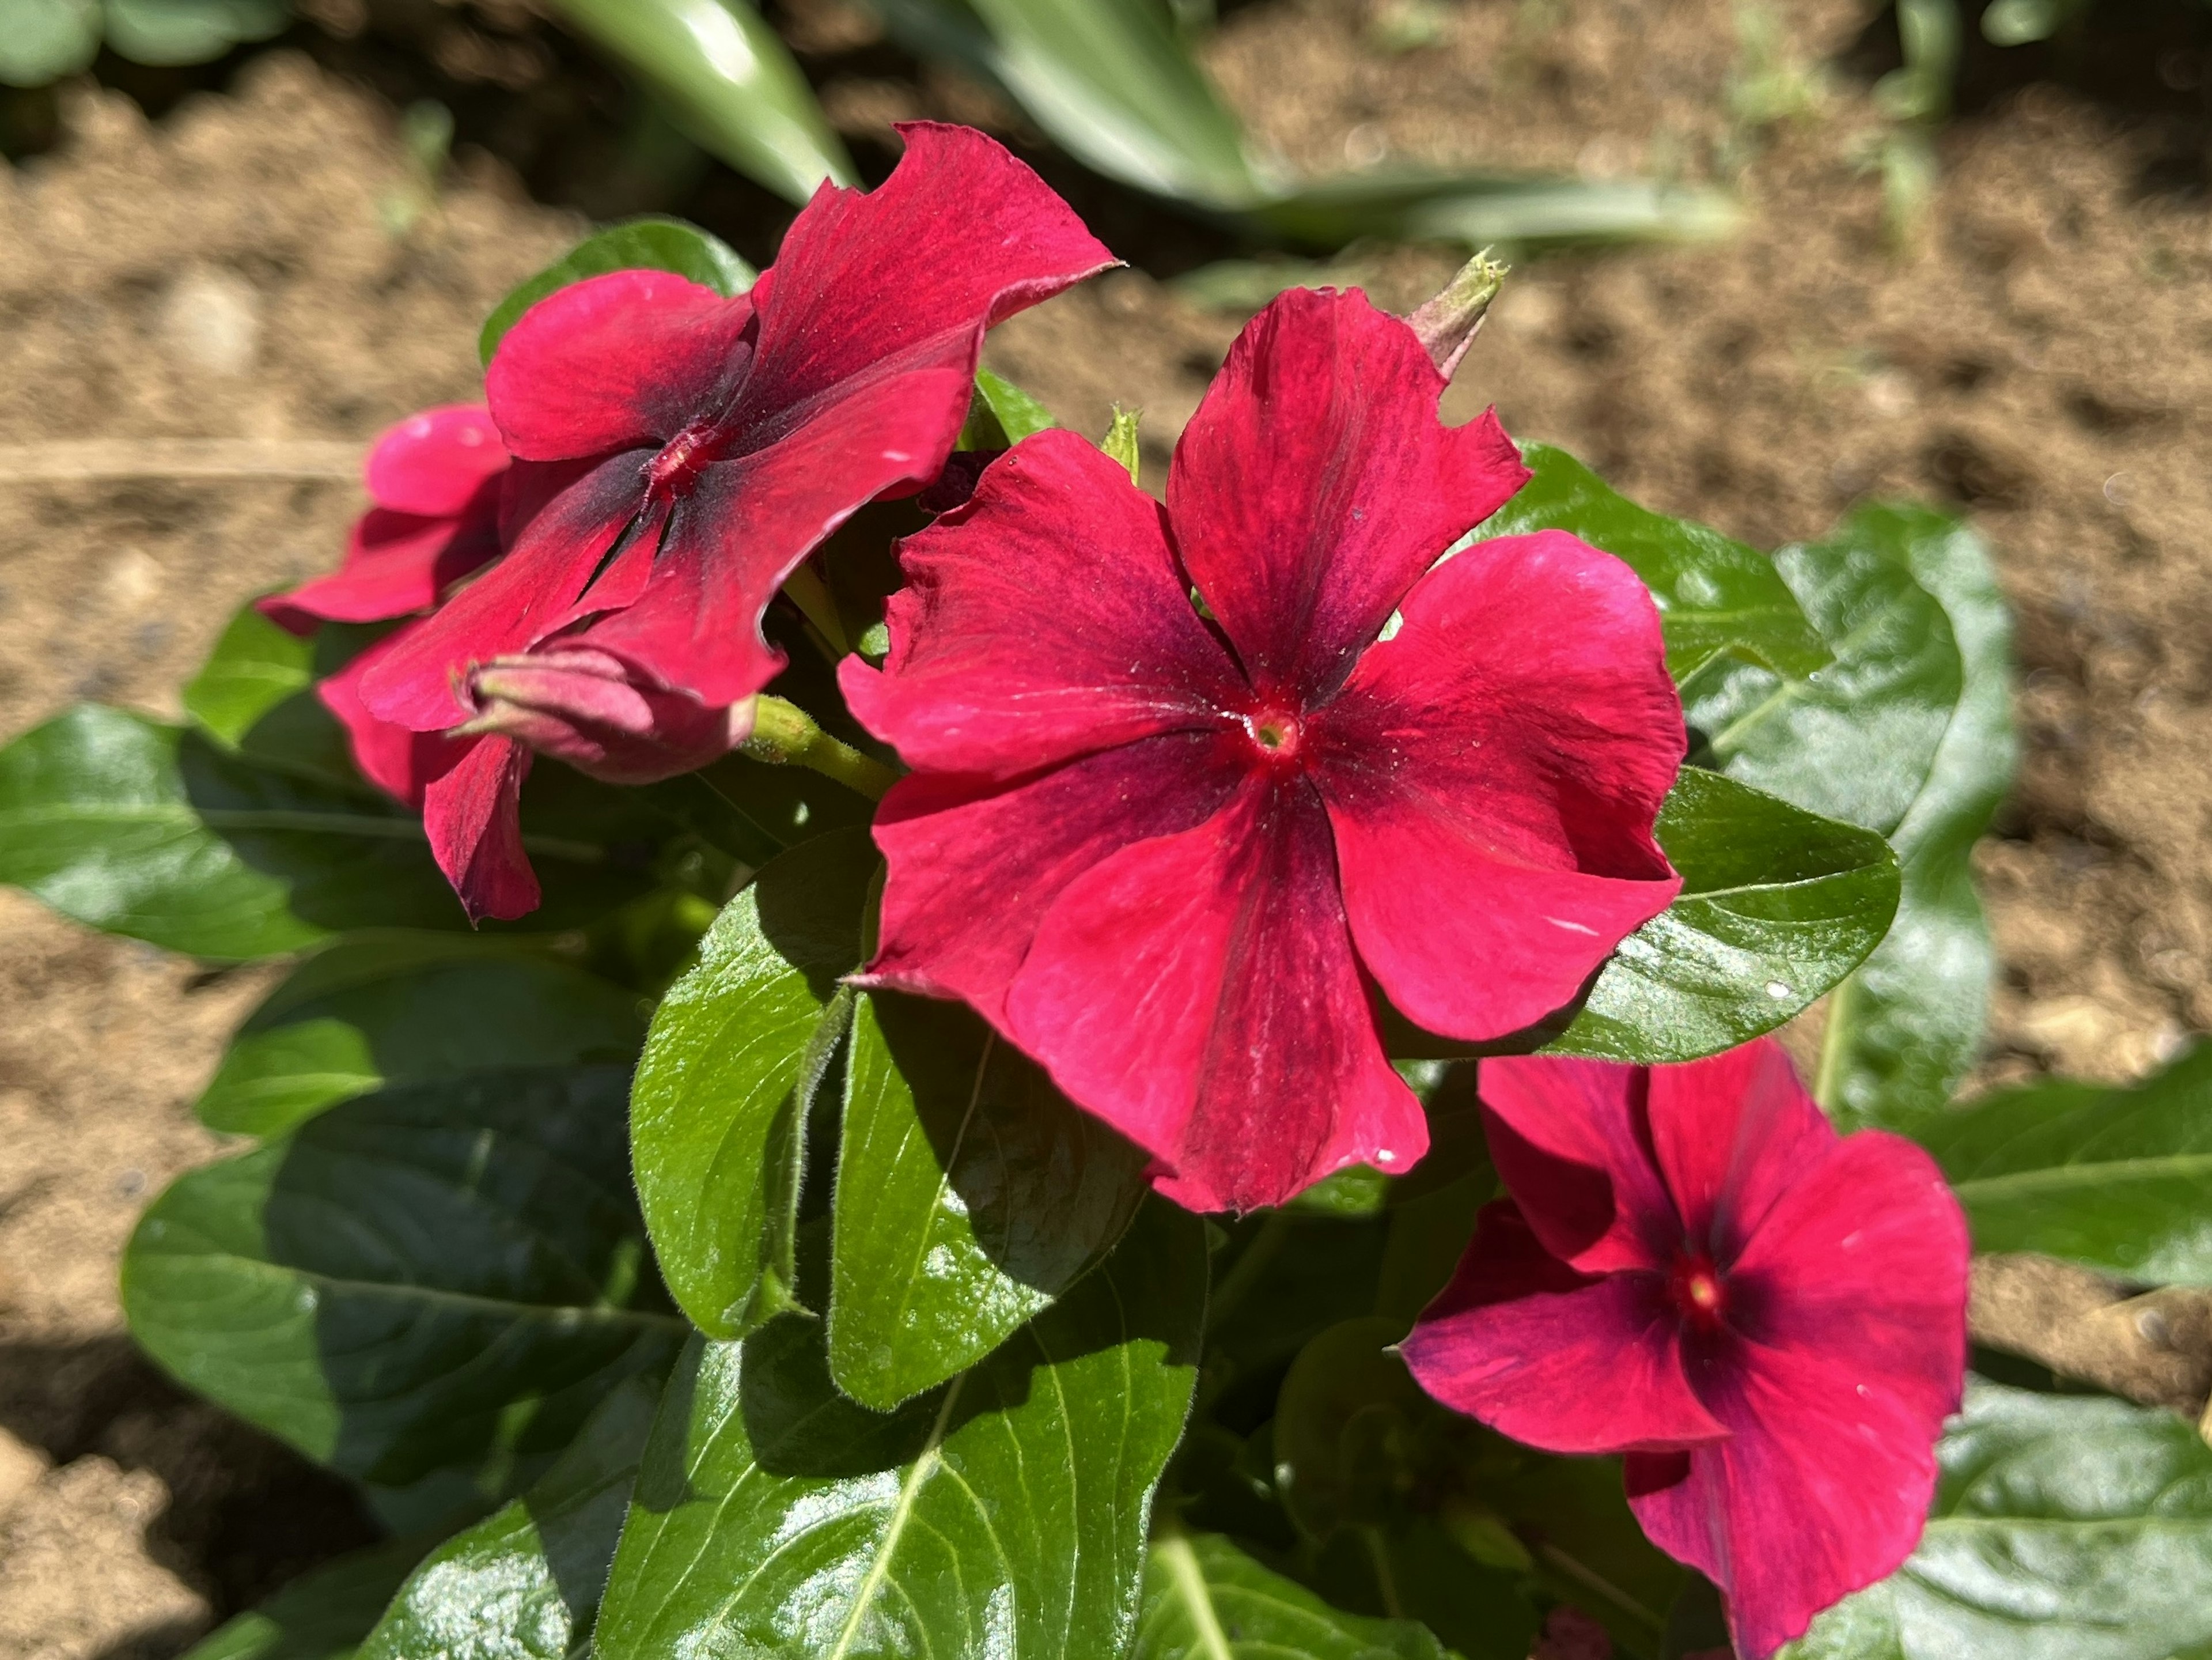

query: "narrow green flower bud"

left=1405, top=248, right=1509, bottom=381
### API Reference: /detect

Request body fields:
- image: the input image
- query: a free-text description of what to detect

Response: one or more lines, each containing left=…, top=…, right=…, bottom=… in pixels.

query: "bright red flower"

left=1400, top=1041, right=1969, bottom=1658
left=357, top=123, right=1116, bottom=739
left=838, top=286, right=1686, bottom=1213
left=257, top=404, right=507, bottom=635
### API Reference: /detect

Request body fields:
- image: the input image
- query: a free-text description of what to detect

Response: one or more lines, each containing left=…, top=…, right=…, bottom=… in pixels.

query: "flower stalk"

left=740, top=694, right=899, bottom=800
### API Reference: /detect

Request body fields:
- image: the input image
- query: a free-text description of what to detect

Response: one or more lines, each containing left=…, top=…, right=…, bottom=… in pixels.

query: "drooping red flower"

left=357, top=123, right=1117, bottom=742
left=258, top=404, right=507, bottom=636
left=838, top=286, right=1687, bottom=1213
left=1400, top=1041, right=1969, bottom=1658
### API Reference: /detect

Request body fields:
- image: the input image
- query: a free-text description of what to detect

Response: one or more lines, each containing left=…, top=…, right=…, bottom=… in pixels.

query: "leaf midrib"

left=153, top=1247, right=688, bottom=1331
left=822, top=1373, right=968, bottom=1660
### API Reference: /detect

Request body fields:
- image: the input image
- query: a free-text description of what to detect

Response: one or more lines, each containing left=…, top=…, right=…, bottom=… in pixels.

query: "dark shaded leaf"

left=630, top=829, right=877, bottom=1338
left=1787, top=1380, right=2212, bottom=1659
left=197, top=933, right=645, bottom=1138
left=479, top=215, right=757, bottom=366
left=358, top=1374, right=662, bottom=1660
left=1916, top=1043, right=2212, bottom=1284
left=177, top=1537, right=430, bottom=1660
left=1134, top=1529, right=1456, bottom=1659
left=831, top=989, right=1150, bottom=1408
left=595, top=1198, right=1207, bottom=1659
left=1476, top=443, right=1830, bottom=682
left=122, top=1066, right=688, bottom=1507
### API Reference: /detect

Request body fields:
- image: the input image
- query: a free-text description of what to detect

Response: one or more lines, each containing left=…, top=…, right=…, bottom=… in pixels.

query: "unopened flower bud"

left=1405, top=248, right=1509, bottom=381
left=457, top=646, right=748, bottom=785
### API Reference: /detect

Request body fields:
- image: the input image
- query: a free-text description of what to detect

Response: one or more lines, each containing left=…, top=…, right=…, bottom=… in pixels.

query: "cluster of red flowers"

left=263, top=123, right=1969, bottom=1658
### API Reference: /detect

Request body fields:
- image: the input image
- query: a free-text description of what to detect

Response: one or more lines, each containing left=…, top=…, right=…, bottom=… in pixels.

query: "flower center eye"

left=1668, top=1254, right=1728, bottom=1331
left=646, top=423, right=718, bottom=500
left=1241, top=708, right=1303, bottom=761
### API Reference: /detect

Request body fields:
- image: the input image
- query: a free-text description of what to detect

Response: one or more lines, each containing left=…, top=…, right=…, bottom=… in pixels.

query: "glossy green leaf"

left=1915, top=1043, right=2212, bottom=1284
left=1135, top=1529, right=1456, bottom=1660
left=183, top=601, right=317, bottom=749
left=479, top=215, right=756, bottom=366
left=122, top=1066, right=687, bottom=1503
left=1786, top=1380, right=2212, bottom=1660
left=358, top=1375, right=662, bottom=1660
left=1682, top=505, right=1961, bottom=837
left=831, top=989, right=1150, bottom=1408
left=594, top=1198, right=1207, bottom=1660
left=631, top=829, right=877, bottom=1339
left=1546, top=766, right=1899, bottom=1062
left=1811, top=508, right=2017, bottom=1129
left=961, top=365, right=1060, bottom=448
left=1476, top=443, right=1829, bottom=683
left=177, top=1537, right=431, bottom=1660
left=0, top=705, right=639, bottom=958
left=0, top=0, right=99, bottom=87
left=103, top=0, right=286, bottom=66
left=197, top=933, right=645, bottom=1138
left=537, top=0, right=854, bottom=207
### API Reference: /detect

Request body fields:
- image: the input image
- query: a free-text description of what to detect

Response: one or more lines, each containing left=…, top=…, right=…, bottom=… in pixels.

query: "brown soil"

left=4, top=1, right=2211, bottom=1651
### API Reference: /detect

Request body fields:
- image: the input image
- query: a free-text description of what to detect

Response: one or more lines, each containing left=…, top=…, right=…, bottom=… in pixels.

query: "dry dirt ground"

left=3, top=0, right=2211, bottom=1651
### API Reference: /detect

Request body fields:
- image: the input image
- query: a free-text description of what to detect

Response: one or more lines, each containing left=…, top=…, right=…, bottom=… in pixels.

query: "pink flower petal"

left=1319, top=531, right=1683, bottom=1043
left=1404, top=1201, right=1728, bottom=1454
left=1646, top=1039, right=1835, bottom=1262
left=421, top=732, right=539, bottom=924
left=364, top=404, right=510, bottom=517
left=865, top=727, right=1248, bottom=1027
left=840, top=430, right=1243, bottom=780
left=486, top=271, right=756, bottom=462
left=1476, top=1057, right=1681, bottom=1275
left=1003, top=778, right=1426, bottom=1212
left=359, top=452, right=657, bottom=732
left=315, top=629, right=474, bottom=807
left=737, top=123, right=1116, bottom=438
left=1164, top=287, right=1527, bottom=697
left=258, top=504, right=502, bottom=633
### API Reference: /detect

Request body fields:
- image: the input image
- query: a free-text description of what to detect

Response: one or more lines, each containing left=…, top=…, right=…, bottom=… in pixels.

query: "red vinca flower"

left=839, top=286, right=1687, bottom=1213
left=258, top=404, right=507, bottom=635
left=358, top=123, right=1116, bottom=742
left=1400, top=1041, right=1970, bottom=1658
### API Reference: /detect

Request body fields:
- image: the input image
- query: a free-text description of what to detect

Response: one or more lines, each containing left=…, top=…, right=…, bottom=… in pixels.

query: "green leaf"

left=102, top=0, right=285, bottom=67
left=0, top=0, right=99, bottom=88
left=594, top=1197, right=1207, bottom=1659
left=479, top=215, right=756, bottom=367
left=197, top=932, right=645, bottom=1138
left=960, top=365, right=1061, bottom=448
left=831, top=988, right=1151, bottom=1408
left=1786, top=1379, right=2212, bottom=1659
left=183, top=600, right=316, bottom=747
left=1135, top=1529, right=1456, bottom=1659
left=630, top=829, right=877, bottom=1339
left=359, top=1374, right=662, bottom=1660
left=178, top=1537, right=431, bottom=1660
left=1255, top=169, right=1738, bottom=253
left=122, top=1066, right=688, bottom=1503
left=1682, top=505, right=1962, bottom=837
left=1547, top=767, right=1900, bottom=1062
left=1810, top=508, right=2017, bottom=1129
left=1915, top=1043, right=2212, bottom=1284
left=1273, top=1317, right=1430, bottom=1542
left=536, top=0, right=855, bottom=206
left=1476, top=443, right=1830, bottom=683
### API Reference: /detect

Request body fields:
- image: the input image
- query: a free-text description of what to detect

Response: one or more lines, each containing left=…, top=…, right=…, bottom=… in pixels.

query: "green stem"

left=741, top=695, right=897, bottom=801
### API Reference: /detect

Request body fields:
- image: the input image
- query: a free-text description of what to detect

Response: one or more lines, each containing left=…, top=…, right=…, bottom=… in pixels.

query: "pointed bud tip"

left=1406, top=248, right=1510, bottom=381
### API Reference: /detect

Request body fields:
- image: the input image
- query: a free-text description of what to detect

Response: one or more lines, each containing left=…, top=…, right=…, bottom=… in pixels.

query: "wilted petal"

left=1404, top=1201, right=1728, bottom=1455
left=1003, top=778, right=1425, bottom=1212
left=487, top=271, right=755, bottom=462
left=1319, top=531, right=1683, bottom=1045
left=421, top=732, right=538, bottom=924
left=841, top=430, right=1242, bottom=781
left=1165, top=287, right=1527, bottom=697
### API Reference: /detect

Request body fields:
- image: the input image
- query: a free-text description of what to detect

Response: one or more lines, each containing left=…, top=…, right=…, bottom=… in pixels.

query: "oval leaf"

left=1475, top=442, right=1830, bottom=683
left=198, top=932, right=645, bottom=1138
left=479, top=215, right=757, bottom=366
left=105, top=0, right=286, bottom=66
left=359, top=1374, right=662, bottom=1660
left=595, top=1198, right=1207, bottom=1660
left=830, top=989, right=1150, bottom=1409
left=1915, top=1042, right=2212, bottom=1285
left=122, top=1065, right=688, bottom=1501
left=1548, top=766, right=1900, bottom=1061
left=1787, top=1380, right=2212, bottom=1659
left=1135, top=1529, right=1453, bottom=1660
left=631, top=829, right=877, bottom=1338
